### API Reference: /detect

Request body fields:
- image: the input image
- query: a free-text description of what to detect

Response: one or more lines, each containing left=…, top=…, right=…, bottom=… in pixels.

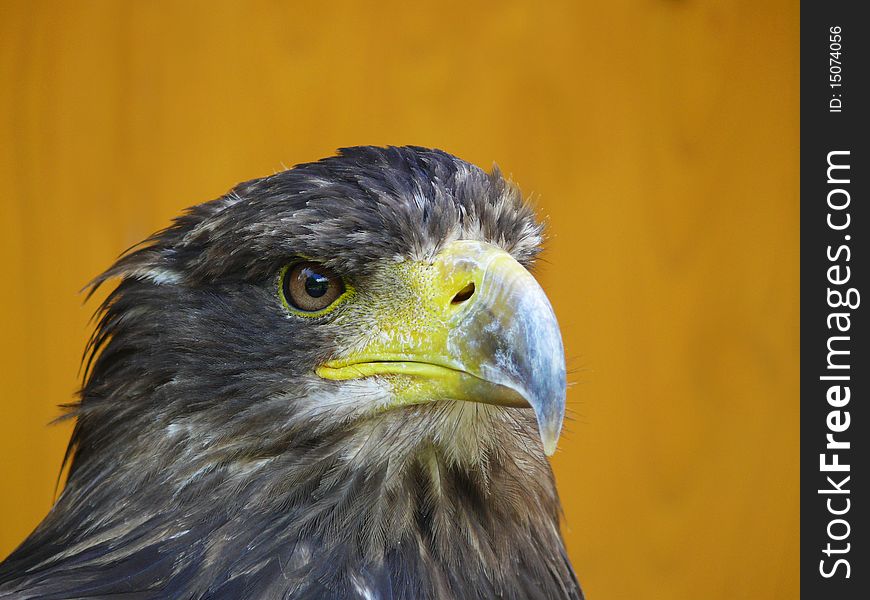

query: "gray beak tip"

left=533, top=391, right=565, bottom=457
left=542, top=435, right=559, bottom=456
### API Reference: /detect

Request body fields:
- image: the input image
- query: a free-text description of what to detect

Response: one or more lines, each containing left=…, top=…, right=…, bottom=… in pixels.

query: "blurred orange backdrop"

left=0, top=1, right=798, bottom=598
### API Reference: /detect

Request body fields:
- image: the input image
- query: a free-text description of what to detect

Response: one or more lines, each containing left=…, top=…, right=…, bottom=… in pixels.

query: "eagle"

left=0, top=146, right=582, bottom=599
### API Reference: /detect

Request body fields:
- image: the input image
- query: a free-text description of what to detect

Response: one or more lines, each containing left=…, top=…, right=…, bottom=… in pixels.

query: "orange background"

left=0, top=1, right=799, bottom=598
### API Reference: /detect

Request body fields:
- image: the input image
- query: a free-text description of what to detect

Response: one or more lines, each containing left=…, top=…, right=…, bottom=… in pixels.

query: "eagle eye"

left=280, top=262, right=346, bottom=315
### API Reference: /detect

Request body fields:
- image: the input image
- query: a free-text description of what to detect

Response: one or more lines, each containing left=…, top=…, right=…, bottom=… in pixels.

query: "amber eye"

left=281, top=262, right=345, bottom=314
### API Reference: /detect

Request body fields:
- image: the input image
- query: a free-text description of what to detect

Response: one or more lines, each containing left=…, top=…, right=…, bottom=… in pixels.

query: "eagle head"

left=0, top=146, right=579, bottom=599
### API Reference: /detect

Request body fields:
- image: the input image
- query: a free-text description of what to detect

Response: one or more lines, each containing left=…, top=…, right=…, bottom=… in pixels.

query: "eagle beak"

left=316, top=240, right=567, bottom=455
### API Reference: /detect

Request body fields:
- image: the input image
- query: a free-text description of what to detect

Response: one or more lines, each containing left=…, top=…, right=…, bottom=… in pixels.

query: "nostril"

left=451, top=282, right=475, bottom=304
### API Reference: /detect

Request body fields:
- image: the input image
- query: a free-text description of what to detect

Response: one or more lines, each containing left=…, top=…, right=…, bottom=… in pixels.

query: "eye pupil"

left=304, top=271, right=329, bottom=298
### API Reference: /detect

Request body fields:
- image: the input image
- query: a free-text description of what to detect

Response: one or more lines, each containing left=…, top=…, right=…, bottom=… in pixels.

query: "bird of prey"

left=0, top=146, right=582, bottom=599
